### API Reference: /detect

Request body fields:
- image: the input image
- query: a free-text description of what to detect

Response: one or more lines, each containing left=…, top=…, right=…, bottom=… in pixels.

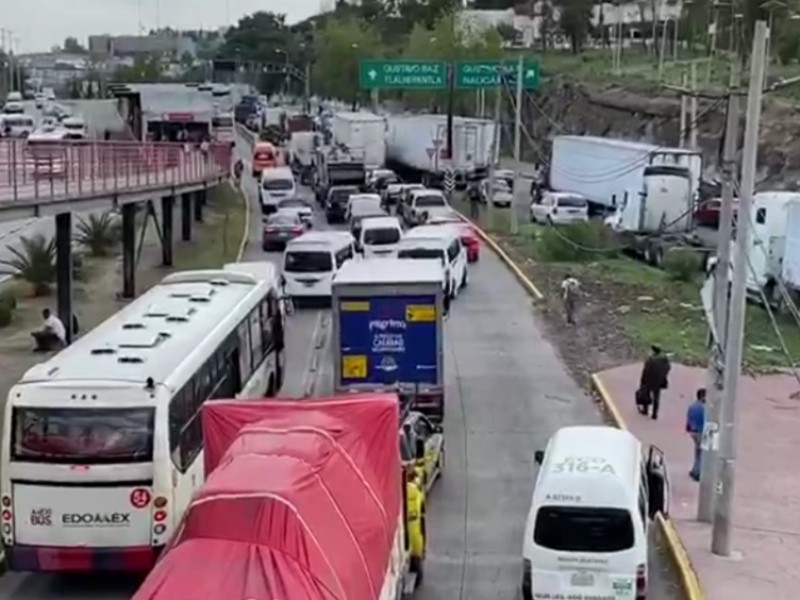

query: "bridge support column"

left=55, top=212, right=73, bottom=344
left=161, top=195, right=174, bottom=267
left=181, top=193, right=192, bottom=241
left=193, top=190, right=204, bottom=223
left=121, top=203, right=137, bottom=299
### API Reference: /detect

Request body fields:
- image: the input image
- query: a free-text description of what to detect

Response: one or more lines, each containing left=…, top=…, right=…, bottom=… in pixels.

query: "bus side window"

left=237, top=319, right=252, bottom=383
left=259, top=298, right=273, bottom=354
left=249, top=306, right=263, bottom=371
left=639, top=465, right=649, bottom=525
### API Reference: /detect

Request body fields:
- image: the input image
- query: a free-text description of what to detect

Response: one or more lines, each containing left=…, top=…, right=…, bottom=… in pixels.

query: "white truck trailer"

left=331, top=111, right=387, bottom=169
left=385, top=114, right=495, bottom=189
left=550, top=135, right=703, bottom=212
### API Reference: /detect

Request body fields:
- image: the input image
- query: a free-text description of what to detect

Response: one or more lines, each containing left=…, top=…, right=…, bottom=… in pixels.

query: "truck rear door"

left=338, top=296, right=439, bottom=387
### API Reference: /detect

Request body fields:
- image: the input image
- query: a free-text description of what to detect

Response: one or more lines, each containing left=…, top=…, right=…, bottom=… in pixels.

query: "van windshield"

left=284, top=251, right=333, bottom=273
left=533, top=506, right=635, bottom=553
left=364, top=228, right=400, bottom=245
left=12, top=407, right=155, bottom=465
left=263, top=179, right=293, bottom=191
left=398, top=248, right=443, bottom=262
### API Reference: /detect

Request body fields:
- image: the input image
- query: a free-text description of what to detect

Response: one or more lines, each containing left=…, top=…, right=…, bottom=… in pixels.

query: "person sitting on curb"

left=32, top=308, right=66, bottom=353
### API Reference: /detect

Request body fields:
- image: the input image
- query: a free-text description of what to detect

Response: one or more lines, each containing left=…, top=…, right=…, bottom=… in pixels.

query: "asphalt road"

left=0, top=131, right=683, bottom=599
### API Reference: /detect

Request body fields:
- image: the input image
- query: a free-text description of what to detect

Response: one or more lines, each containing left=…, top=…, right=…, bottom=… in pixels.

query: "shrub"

left=0, top=235, right=84, bottom=296
left=75, top=213, right=120, bottom=257
left=663, top=248, right=702, bottom=282
left=536, top=221, right=618, bottom=262
left=0, top=235, right=56, bottom=296
left=0, top=289, right=17, bottom=311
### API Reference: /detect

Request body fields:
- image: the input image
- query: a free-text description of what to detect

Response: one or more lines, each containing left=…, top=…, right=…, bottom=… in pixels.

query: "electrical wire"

left=501, top=79, right=724, bottom=184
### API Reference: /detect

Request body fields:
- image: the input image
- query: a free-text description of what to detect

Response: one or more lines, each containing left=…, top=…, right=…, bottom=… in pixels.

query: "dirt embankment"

left=517, top=79, right=800, bottom=189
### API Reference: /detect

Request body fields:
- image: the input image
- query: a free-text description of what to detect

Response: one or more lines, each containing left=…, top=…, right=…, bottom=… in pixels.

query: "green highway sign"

left=455, top=60, right=540, bottom=90
left=359, top=60, right=447, bottom=90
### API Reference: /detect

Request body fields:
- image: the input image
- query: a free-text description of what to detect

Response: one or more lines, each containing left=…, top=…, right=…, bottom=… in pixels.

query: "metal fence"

left=0, top=139, right=233, bottom=203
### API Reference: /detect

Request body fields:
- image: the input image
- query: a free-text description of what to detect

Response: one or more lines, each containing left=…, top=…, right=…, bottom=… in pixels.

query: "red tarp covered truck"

left=131, top=394, right=425, bottom=600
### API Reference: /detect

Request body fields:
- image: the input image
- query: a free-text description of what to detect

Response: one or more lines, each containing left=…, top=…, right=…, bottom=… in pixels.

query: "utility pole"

left=304, top=62, right=311, bottom=114
left=658, top=17, right=668, bottom=80
left=712, top=19, right=767, bottom=557
left=486, top=78, right=502, bottom=230
left=679, top=72, right=687, bottom=147
left=690, top=62, right=698, bottom=149
left=510, top=54, right=523, bottom=235
left=706, top=3, right=719, bottom=84
left=444, top=10, right=456, bottom=162
left=698, top=57, right=739, bottom=523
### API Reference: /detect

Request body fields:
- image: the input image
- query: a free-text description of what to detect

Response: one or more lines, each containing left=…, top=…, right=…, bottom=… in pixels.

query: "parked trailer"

left=386, top=114, right=495, bottom=189
left=550, top=135, right=702, bottom=213
left=331, top=112, right=387, bottom=168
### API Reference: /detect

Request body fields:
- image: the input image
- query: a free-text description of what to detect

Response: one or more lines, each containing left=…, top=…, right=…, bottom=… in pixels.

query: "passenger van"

left=252, top=141, right=280, bottom=177
left=282, top=231, right=357, bottom=302
left=398, top=225, right=468, bottom=296
left=260, top=166, right=296, bottom=215
left=358, top=216, right=403, bottom=259
left=523, top=426, right=670, bottom=600
left=0, top=114, right=35, bottom=138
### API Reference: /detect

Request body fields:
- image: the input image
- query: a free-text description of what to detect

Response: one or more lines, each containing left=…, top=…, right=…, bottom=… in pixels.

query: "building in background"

left=88, top=34, right=197, bottom=60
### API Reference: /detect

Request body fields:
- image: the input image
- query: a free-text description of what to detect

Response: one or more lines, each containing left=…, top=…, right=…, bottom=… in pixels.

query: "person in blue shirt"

left=686, top=388, right=706, bottom=482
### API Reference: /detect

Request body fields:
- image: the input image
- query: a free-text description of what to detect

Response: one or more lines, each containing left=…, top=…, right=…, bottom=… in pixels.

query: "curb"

left=591, top=374, right=705, bottom=600
left=453, top=212, right=544, bottom=300
left=235, top=182, right=250, bottom=262
left=455, top=211, right=703, bottom=600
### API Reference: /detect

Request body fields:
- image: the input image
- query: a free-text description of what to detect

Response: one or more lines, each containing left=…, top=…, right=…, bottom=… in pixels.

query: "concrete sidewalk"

left=595, top=362, right=800, bottom=600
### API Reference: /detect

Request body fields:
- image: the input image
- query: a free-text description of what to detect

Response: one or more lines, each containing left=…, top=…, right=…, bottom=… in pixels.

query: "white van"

left=0, top=114, right=35, bottom=138
left=260, top=166, right=297, bottom=215
left=398, top=225, right=468, bottom=296
left=359, top=216, right=403, bottom=259
left=282, top=231, right=357, bottom=300
left=522, top=426, right=670, bottom=600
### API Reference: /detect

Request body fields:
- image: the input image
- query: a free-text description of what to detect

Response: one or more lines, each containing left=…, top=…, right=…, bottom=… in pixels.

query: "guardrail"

left=0, top=139, right=233, bottom=203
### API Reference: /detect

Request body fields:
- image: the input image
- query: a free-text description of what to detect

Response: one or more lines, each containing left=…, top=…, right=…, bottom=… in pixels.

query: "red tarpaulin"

left=132, top=394, right=402, bottom=600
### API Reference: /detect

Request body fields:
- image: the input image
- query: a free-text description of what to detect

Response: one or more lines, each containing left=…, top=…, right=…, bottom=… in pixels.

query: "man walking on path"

left=467, top=180, right=481, bottom=220
left=638, top=345, right=671, bottom=420
left=560, top=274, right=581, bottom=325
left=686, top=388, right=706, bottom=481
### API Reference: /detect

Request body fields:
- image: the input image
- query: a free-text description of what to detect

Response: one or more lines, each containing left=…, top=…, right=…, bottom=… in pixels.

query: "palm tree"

left=0, top=235, right=57, bottom=296
left=75, top=213, right=120, bottom=257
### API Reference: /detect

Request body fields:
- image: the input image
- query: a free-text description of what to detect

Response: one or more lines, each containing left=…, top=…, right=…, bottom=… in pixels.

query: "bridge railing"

left=0, top=139, right=233, bottom=203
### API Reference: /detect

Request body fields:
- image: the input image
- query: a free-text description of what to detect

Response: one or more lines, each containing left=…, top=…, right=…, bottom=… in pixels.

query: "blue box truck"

left=331, top=258, right=445, bottom=421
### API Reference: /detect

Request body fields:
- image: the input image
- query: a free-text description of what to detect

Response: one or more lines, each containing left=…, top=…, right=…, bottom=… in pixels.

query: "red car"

left=426, top=214, right=481, bottom=262
left=694, top=197, right=739, bottom=228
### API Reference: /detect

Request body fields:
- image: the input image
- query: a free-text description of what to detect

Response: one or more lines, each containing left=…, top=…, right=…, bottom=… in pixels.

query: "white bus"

left=1, top=267, right=286, bottom=573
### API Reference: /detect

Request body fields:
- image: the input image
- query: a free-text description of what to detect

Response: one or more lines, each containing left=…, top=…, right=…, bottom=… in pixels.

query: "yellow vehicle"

left=402, top=411, right=445, bottom=492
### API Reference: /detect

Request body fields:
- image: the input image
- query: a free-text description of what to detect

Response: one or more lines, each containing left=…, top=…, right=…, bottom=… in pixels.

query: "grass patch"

left=454, top=194, right=800, bottom=370
left=173, top=185, right=247, bottom=269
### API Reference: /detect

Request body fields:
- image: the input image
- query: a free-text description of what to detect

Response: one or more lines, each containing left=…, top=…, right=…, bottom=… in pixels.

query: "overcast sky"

left=7, top=0, right=322, bottom=53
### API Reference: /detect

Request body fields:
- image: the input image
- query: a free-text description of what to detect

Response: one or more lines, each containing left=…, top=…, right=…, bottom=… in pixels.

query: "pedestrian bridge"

left=0, top=138, right=232, bottom=222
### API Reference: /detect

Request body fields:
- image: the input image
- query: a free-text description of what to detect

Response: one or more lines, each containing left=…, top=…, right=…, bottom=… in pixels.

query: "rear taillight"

left=521, top=559, right=533, bottom=600
left=636, top=563, right=647, bottom=599
left=292, top=226, right=304, bottom=233
left=154, top=510, right=167, bottom=523
left=153, top=496, right=168, bottom=509
left=1, top=495, right=10, bottom=508
left=2, top=510, right=11, bottom=521
left=264, top=226, right=276, bottom=232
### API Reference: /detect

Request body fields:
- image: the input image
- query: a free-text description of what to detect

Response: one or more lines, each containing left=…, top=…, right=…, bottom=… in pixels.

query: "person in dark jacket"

left=467, top=180, right=481, bottom=220
left=638, top=345, right=671, bottom=420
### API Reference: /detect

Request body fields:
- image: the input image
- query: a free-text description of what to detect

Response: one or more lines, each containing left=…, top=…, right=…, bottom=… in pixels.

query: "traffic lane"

left=0, top=571, right=142, bottom=600
left=416, top=248, right=681, bottom=599
left=236, top=150, right=331, bottom=400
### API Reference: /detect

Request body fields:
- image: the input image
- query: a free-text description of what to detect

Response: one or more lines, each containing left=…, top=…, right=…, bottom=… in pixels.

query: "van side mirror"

left=534, top=450, right=544, bottom=465
left=415, top=438, right=426, bottom=460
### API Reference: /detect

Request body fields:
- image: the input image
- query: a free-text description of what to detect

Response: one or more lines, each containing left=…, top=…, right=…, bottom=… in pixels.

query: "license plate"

left=571, top=573, right=595, bottom=587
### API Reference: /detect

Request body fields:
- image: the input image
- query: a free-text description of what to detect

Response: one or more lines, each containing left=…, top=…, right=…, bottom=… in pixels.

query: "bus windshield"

left=12, top=407, right=155, bottom=465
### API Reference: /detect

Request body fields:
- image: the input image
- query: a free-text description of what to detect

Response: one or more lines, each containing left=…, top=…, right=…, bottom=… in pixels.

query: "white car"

left=277, top=197, right=313, bottom=224
left=480, top=178, right=514, bottom=207
left=405, top=189, right=452, bottom=227
left=358, top=216, right=403, bottom=258
left=530, top=191, right=589, bottom=225
left=34, top=93, right=46, bottom=109
left=2, top=101, right=24, bottom=115
left=398, top=224, right=468, bottom=296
